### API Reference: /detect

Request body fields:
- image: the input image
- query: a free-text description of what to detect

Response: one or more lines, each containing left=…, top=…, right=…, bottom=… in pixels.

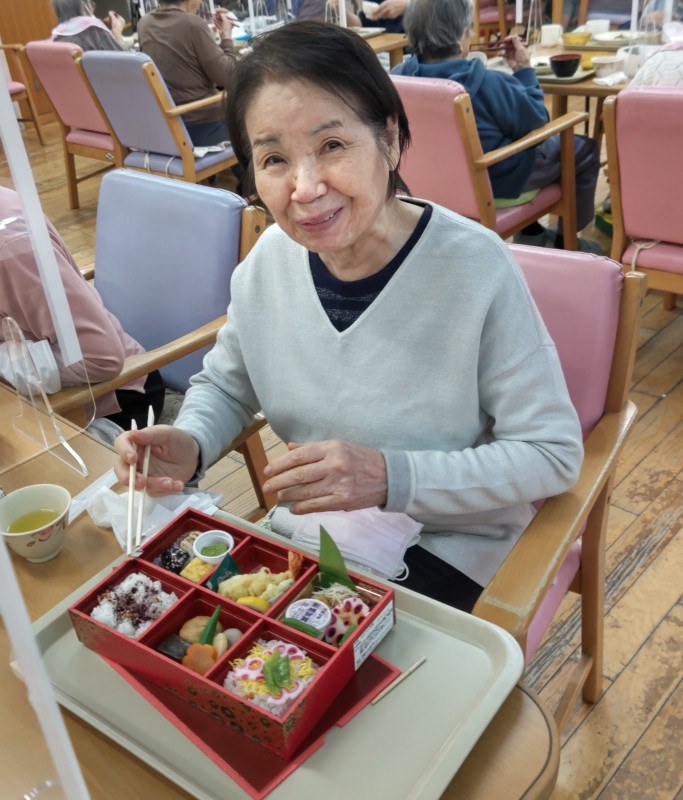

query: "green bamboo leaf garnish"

left=318, top=526, right=356, bottom=590
left=337, top=622, right=358, bottom=646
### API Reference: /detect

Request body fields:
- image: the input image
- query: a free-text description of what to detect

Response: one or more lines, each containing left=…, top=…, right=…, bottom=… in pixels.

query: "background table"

left=366, top=32, right=409, bottom=68
left=0, top=422, right=559, bottom=800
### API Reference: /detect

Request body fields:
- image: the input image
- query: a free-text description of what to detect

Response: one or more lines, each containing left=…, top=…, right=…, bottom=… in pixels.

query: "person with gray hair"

left=51, top=0, right=128, bottom=51
left=393, top=0, right=601, bottom=251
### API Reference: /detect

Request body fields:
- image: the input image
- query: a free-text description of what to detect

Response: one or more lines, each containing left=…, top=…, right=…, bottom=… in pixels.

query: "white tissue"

left=86, top=487, right=222, bottom=551
left=593, top=70, right=628, bottom=85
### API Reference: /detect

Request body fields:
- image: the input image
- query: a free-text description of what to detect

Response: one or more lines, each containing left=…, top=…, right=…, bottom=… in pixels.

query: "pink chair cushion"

left=494, top=184, right=562, bottom=233
left=622, top=241, right=683, bottom=275
left=8, top=80, right=25, bottom=96
left=26, top=41, right=110, bottom=137
left=510, top=247, right=623, bottom=662
left=65, top=129, right=115, bottom=150
left=510, top=245, right=623, bottom=437
left=479, top=6, right=516, bottom=22
left=615, top=87, right=683, bottom=245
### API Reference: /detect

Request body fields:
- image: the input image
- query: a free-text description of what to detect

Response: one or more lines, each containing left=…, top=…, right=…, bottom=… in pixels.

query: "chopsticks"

left=126, top=419, right=137, bottom=557
left=470, top=37, right=527, bottom=52
left=126, top=406, right=155, bottom=557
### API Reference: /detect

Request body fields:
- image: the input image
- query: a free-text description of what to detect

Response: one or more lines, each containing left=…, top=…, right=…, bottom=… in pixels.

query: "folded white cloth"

left=593, top=71, right=628, bottom=85
left=268, top=505, right=422, bottom=580
left=86, top=486, right=222, bottom=551
left=193, top=141, right=231, bottom=158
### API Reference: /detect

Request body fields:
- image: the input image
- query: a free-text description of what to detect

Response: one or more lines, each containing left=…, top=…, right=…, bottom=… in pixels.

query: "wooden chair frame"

left=473, top=269, right=646, bottom=731
left=1, top=44, right=46, bottom=146
left=49, top=204, right=275, bottom=521
left=141, top=61, right=237, bottom=182
left=604, top=94, right=683, bottom=310
left=453, top=93, right=587, bottom=247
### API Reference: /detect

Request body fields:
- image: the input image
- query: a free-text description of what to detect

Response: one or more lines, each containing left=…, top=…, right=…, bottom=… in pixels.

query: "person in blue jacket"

left=392, top=0, right=601, bottom=250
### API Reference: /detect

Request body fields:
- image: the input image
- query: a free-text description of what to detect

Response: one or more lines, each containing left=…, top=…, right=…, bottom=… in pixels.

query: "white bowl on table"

left=592, top=55, right=624, bottom=78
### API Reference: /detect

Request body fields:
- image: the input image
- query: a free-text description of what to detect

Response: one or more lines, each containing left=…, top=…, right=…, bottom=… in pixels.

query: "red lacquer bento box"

left=68, top=509, right=396, bottom=758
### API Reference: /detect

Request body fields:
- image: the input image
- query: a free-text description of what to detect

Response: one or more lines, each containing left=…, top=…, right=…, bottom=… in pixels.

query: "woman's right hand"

left=113, top=425, right=200, bottom=496
left=214, top=8, right=237, bottom=39
left=503, top=35, right=531, bottom=71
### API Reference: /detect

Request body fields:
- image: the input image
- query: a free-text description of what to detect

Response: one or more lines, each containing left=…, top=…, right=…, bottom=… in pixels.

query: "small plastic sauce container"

left=284, top=598, right=332, bottom=636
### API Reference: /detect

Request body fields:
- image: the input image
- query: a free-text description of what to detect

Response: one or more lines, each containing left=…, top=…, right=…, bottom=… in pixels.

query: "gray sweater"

left=176, top=200, right=583, bottom=586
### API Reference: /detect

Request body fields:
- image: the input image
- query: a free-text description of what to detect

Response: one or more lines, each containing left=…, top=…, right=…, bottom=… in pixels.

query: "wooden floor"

left=2, top=115, right=681, bottom=800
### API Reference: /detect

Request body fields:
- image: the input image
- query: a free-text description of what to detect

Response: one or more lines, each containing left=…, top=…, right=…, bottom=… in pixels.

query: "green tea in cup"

left=7, top=508, right=61, bottom=534
left=0, top=484, right=71, bottom=562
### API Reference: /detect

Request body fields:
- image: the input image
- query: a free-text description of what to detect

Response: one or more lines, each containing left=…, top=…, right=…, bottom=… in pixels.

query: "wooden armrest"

left=50, top=316, right=226, bottom=416
left=476, top=112, right=589, bottom=169
left=223, top=414, right=268, bottom=455
left=166, top=92, right=225, bottom=117
left=472, top=399, right=637, bottom=639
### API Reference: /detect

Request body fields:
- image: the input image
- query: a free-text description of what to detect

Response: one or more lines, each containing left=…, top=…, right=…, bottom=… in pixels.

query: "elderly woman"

left=137, top=0, right=237, bottom=147
left=51, top=0, right=128, bottom=51
left=113, top=22, right=583, bottom=612
left=392, top=0, right=601, bottom=251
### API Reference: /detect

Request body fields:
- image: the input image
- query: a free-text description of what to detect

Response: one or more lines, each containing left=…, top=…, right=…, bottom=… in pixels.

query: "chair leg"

left=662, top=292, right=676, bottom=310
left=64, top=145, right=79, bottom=210
left=25, top=95, right=46, bottom=146
left=579, top=478, right=611, bottom=703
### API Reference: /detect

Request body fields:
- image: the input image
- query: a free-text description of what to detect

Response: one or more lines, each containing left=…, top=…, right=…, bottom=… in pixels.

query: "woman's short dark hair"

left=403, top=0, right=474, bottom=61
left=51, top=0, right=89, bottom=23
left=225, top=21, right=411, bottom=200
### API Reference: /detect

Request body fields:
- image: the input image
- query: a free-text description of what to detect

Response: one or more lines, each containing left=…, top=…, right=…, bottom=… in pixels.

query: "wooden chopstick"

left=134, top=406, right=155, bottom=548
left=126, top=419, right=137, bottom=557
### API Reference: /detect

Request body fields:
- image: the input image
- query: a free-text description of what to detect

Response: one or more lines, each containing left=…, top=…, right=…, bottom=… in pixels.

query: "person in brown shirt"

left=138, top=0, right=237, bottom=146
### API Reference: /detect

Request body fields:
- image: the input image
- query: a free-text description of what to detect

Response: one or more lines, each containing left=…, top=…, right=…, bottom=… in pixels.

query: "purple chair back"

left=94, top=170, right=246, bottom=391
left=25, top=41, right=109, bottom=134
left=81, top=51, right=187, bottom=157
left=391, top=76, right=484, bottom=221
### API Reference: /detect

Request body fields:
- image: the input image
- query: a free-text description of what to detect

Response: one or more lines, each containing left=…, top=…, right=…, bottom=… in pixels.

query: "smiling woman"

left=112, top=21, right=584, bottom=615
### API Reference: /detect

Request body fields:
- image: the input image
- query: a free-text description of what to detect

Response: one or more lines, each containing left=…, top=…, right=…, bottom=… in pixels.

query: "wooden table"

left=366, top=31, right=410, bottom=68
left=0, top=421, right=559, bottom=800
left=535, top=46, right=628, bottom=145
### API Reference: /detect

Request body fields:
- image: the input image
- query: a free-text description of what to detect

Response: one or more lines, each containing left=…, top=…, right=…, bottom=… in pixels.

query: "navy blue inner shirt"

left=309, top=204, right=433, bottom=331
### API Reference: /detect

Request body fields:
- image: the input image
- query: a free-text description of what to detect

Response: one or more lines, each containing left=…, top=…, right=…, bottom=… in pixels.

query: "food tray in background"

left=68, top=509, right=395, bottom=757
left=351, top=26, right=386, bottom=38
left=28, top=510, right=524, bottom=800
left=538, top=66, right=596, bottom=83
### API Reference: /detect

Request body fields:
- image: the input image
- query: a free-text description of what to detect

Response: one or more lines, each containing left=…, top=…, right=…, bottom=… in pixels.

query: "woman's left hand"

left=262, top=440, right=388, bottom=514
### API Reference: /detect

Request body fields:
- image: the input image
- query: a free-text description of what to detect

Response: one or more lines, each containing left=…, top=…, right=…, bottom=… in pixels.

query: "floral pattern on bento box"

left=68, top=509, right=396, bottom=757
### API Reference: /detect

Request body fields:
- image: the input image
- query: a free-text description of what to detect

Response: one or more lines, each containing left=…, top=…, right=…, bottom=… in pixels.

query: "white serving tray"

left=28, top=516, right=523, bottom=800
